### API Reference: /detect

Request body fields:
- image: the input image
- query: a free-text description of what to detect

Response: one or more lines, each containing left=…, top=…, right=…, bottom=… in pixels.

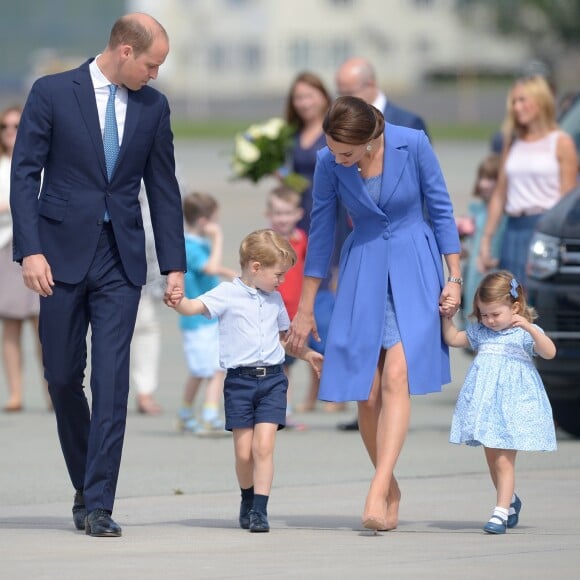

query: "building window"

left=208, top=43, right=227, bottom=70
left=328, top=0, right=354, bottom=6
left=289, top=38, right=311, bottom=68
left=241, top=43, right=263, bottom=71
left=327, top=39, right=353, bottom=67
left=415, top=36, right=434, bottom=54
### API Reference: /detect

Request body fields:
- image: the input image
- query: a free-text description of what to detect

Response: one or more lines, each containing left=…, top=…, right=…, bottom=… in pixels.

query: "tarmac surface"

left=1, top=140, right=579, bottom=579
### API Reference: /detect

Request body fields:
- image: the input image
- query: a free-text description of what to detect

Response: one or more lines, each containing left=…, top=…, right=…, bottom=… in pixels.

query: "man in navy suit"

left=334, top=56, right=430, bottom=431
left=10, top=13, right=186, bottom=537
left=335, top=56, right=430, bottom=139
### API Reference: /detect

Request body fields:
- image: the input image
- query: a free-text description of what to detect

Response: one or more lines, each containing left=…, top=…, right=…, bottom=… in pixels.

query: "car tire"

left=551, top=398, right=580, bottom=438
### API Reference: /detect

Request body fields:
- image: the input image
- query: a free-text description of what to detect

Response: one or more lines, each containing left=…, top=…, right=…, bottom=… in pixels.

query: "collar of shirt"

left=89, top=55, right=128, bottom=142
left=233, top=277, right=259, bottom=296
left=373, top=91, right=387, bottom=114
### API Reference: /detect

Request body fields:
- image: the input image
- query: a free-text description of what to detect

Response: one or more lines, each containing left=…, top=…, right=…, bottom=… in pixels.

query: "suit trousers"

left=39, top=224, right=141, bottom=512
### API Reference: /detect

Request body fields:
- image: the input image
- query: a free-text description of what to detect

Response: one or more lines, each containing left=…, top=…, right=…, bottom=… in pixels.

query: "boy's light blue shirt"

left=198, top=278, right=290, bottom=369
left=181, top=233, right=220, bottom=331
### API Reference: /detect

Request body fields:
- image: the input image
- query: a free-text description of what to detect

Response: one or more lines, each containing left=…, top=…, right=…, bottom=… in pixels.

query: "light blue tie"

left=103, top=84, right=119, bottom=221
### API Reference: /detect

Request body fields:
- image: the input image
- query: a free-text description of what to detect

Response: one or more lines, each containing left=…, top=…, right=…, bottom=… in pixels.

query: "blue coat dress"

left=305, top=124, right=461, bottom=401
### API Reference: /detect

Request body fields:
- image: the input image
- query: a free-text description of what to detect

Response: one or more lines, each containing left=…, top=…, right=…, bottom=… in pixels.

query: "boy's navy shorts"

left=224, top=365, right=288, bottom=431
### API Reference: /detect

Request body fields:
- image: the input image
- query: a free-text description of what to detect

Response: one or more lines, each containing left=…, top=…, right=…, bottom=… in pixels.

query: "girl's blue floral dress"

left=450, top=323, right=557, bottom=451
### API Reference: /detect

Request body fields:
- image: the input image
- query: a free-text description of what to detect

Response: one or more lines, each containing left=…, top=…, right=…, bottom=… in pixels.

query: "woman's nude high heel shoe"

left=362, top=514, right=388, bottom=534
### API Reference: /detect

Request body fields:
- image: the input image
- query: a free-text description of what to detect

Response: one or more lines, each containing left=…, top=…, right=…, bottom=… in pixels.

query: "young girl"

left=170, top=229, right=323, bottom=533
left=459, top=153, right=505, bottom=314
left=441, top=270, right=557, bottom=534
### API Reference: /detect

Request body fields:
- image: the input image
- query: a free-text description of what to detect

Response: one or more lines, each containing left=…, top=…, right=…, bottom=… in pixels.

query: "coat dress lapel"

left=333, top=123, right=409, bottom=215
left=334, top=164, right=384, bottom=217
left=378, top=123, right=408, bottom=209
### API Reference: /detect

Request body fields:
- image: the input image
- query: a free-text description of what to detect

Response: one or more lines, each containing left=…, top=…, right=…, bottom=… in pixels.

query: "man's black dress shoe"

left=337, top=418, right=359, bottom=431
left=85, top=509, right=122, bottom=537
left=72, top=490, right=86, bottom=531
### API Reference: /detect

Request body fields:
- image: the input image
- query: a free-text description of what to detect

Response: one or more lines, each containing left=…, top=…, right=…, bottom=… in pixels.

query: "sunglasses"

left=0, top=123, right=19, bottom=130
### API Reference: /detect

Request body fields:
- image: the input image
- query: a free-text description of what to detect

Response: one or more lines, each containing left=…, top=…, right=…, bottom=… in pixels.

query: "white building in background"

left=131, top=0, right=529, bottom=116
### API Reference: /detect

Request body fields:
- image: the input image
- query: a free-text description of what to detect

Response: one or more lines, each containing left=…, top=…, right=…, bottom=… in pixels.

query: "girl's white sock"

left=491, top=506, right=509, bottom=522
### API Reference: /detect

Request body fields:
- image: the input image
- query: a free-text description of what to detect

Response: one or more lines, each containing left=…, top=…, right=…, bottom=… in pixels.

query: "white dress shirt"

left=89, top=56, right=128, bottom=145
left=199, top=277, right=290, bottom=369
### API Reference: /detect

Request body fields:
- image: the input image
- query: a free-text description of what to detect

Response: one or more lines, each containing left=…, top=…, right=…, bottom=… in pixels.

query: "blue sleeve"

left=466, top=323, right=480, bottom=350
left=197, top=283, right=229, bottom=319
left=525, top=324, right=544, bottom=357
left=417, top=131, right=461, bottom=255
left=304, top=150, right=338, bottom=279
left=143, top=94, right=186, bottom=275
left=276, top=293, right=291, bottom=331
left=10, top=78, right=52, bottom=260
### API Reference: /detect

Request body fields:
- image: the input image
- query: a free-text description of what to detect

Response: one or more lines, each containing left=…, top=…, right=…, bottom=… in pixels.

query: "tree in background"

left=458, top=0, right=580, bottom=90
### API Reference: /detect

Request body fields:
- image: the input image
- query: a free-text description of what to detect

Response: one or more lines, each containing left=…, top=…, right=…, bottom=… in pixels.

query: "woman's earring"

left=366, top=143, right=372, bottom=152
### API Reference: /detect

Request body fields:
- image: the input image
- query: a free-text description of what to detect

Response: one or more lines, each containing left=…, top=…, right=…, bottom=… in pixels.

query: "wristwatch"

left=447, top=276, right=463, bottom=285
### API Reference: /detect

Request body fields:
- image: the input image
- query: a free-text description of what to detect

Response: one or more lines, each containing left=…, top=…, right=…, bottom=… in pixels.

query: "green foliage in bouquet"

left=231, top=118, right=310, bottom=193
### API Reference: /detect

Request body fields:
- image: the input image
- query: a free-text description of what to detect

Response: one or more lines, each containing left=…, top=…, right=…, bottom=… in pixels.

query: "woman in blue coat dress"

left=287, top=97, right=462, bottom=532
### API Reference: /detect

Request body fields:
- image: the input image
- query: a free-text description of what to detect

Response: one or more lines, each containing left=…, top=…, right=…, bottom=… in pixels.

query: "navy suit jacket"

left=384, top=100, right=430, bottom=140
left=11, top=59, right=186, bottom=286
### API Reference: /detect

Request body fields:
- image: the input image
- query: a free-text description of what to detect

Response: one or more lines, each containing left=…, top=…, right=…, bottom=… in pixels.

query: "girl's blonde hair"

left=471, top=270, right=537, bottom=322
left=239, top=229, right=297, bottom=269
left=501, top=75, right=557, bottom=148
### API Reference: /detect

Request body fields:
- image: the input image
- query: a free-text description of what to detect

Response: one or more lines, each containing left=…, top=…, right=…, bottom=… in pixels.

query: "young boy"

left=177, top=192, right=237, bottom=436
left=265, top=186, right=307, bottom=427
left=170, top=229, right=323, bottom=532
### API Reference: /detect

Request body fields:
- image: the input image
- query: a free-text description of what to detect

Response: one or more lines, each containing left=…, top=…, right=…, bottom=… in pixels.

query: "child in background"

left=265, top=186, right=307, bottom=428
left=459, top=154, right=505, bottom=316
left=176, top=192, right=237, bottom=436
left=170, top=229, right=323, bottom=532
left=441, top=270, right=557, bottom=535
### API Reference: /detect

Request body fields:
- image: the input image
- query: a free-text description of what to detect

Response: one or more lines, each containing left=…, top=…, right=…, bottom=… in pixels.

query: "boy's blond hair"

left=239, top=229, right=297, bottom=269
left=183, top=192, right=219, bottom=226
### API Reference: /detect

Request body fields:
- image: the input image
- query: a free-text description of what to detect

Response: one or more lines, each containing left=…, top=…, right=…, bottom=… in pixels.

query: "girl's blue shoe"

left=483, top=515, right=507, bottom=534
left=507, top=495, right=522, bottom=528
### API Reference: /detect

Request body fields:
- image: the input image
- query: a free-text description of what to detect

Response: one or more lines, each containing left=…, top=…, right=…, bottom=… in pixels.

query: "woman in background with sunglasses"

left=0, top=105, right=47, bottom=412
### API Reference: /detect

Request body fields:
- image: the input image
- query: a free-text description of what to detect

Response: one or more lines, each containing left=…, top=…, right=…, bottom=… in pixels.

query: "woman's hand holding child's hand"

left=439, top=295, right=458, bottom=318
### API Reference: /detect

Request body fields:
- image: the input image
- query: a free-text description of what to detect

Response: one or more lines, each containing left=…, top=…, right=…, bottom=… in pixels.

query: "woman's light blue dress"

left=450, top=323, right=557, bottom=451
left=363, top=174, right=401, bottom=350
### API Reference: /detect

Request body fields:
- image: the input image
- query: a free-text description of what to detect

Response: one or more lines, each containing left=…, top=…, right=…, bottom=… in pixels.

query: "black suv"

left=527, top=185, right=580, bottom=437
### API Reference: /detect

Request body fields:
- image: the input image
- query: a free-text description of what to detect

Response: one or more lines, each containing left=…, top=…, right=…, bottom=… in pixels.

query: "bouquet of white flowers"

left=231, top=117, right=309, bottom=193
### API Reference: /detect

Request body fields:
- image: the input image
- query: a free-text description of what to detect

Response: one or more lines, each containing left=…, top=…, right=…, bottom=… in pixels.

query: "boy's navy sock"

left=252, top=494, right=269, bottom=515
left=241, top=486, right=254, bottom=504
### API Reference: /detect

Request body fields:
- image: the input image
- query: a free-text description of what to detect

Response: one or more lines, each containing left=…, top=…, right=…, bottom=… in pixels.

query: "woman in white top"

left=480, top=75, right=578, bottom=289
left=0, top=106, right=46, bottom=412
